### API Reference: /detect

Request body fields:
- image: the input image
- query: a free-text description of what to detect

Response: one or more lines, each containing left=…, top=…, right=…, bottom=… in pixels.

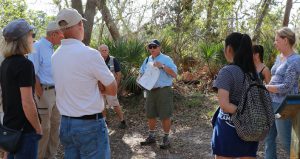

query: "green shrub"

left=260, top=37, right=278, bottom=68
left=198, top=42, right=224, bottom=78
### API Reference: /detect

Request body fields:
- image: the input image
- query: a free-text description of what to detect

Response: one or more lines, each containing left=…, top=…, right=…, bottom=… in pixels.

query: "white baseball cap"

left=46, top=21, right=60, bottom=32
left=56, top=8, right=86, bottom=29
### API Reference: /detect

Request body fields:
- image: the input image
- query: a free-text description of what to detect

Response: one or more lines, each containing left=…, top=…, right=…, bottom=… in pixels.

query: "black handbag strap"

left=0, top=121, right=25, bottom=132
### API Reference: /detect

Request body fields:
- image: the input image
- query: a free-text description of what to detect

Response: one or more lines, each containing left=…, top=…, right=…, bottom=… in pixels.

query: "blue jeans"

left=264, top=102, right=292, bottom=159
left=8, top=132, right=42, bottom=159
left=59, top=116, right=110, bottom=159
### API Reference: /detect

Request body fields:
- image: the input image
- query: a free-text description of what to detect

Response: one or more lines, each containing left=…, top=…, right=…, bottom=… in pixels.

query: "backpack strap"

left=145, top=56, right=150, bottom=64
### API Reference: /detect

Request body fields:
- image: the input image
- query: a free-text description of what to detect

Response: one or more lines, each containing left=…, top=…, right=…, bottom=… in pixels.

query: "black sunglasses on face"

left=148, top=45, right=158, bottom=49
left=32, top=33, right=36, bottom=38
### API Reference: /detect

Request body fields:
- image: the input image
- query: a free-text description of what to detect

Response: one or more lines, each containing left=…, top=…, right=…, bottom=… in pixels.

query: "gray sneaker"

left=159, top=136, right=171, bottom=149
left=140, top=135, right=156, bottom=146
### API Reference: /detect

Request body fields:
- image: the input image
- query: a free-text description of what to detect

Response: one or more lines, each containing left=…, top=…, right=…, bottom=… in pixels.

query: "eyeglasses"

left=148, top=45, right=158, bottom=49
left=32, top=33, right=36, bottom=38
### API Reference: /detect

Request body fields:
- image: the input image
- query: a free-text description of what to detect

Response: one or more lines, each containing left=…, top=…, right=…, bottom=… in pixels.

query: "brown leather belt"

left=62, top=113, right=103, bottom=120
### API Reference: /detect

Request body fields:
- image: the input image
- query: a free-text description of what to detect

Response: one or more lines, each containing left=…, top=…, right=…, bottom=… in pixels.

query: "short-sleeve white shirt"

left=51, top=39, right=115, bottom=117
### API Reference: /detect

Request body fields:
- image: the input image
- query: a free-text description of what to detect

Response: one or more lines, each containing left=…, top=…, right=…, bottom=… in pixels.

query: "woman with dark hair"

left=253, top=45, right=271, bottom=84
left=264, top=27, right=300, bottom=159
left=1, top=19, right=42, bottom=159
left=212, top=32, right=258, bottom=158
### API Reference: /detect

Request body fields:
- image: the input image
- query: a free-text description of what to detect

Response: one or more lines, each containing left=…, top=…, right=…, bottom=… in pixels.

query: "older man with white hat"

left=52, top=8, right=117, bottom=159
left=28, top=21, right=64, bottom=159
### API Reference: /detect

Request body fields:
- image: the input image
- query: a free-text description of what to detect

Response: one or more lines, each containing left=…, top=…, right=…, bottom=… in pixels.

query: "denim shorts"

left=8, top=132, right=42, bottom=159
left=59, top=116, right=110, bottom=159
left=211, top=109, right=258, bottom=157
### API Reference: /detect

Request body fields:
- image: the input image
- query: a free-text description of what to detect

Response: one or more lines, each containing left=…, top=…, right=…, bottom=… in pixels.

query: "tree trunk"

left=235, top=1, right=243, bottom=32
left=113, top=0, right=131, bottom=34
left=52, top=0, right=62, bottom=11
left=64, top=0, right=70, bottom=8
left=283, top=0, right=293, bottom=26
left=205, top=0, right=215, bottom=38
left=96, top=0, right=121, bottom=41
left=70, top=0, right=96, bottom=45
left=71, top=0, right=83, bottom=15
left=98, top=20, right=105, bottom=44
left=82, top=0, right=97, bottom=45
left=252, top=0, right=271, bottom=43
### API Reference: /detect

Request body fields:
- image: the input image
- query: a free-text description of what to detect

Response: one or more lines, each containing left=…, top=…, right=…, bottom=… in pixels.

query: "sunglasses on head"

left=148, top=45, right=158, bottom=49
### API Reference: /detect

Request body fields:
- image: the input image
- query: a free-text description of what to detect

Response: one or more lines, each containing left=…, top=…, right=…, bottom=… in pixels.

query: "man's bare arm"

left=98, top=80, right=117, bottom=96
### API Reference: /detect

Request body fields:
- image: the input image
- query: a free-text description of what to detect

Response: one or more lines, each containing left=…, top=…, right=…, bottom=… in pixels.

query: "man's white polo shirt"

left=51, top=39, right=115, bottom=117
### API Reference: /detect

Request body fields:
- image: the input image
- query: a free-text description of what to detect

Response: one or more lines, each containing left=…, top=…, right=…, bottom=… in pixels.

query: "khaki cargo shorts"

left=103, top=95, right=120, bottom=108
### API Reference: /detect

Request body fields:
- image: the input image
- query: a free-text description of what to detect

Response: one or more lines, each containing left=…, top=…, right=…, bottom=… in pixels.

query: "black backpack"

left=232, top=72, right=274, bottom=141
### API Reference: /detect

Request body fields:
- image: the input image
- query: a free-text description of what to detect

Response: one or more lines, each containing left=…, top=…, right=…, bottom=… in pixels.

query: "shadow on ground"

left=56, top=93, right=288, bottom=159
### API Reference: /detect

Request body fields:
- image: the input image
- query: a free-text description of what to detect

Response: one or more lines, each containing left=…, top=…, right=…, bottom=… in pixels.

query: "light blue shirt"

left=28, top=37, right=54, bottom=85
left=270, top=53, right=300, bottom=103
left=140, top=53, right=177, bottom=88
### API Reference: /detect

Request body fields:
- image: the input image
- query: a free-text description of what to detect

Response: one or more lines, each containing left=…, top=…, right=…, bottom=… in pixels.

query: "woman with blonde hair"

left=264, top=27, right=300, bottom=159
left=1, top=19, right=42, bottom=159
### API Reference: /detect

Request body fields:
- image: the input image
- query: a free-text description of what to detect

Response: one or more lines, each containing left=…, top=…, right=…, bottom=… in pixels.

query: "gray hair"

left=98, top=44, right=109, bottom=50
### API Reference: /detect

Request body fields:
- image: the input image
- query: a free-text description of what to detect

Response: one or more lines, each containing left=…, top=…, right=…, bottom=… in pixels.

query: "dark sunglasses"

left=148, top=45, right=158, bottom=49
left=32, top=33, right=36, bottom=38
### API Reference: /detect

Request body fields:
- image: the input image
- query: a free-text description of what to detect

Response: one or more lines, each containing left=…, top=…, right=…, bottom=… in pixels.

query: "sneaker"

left=140, top=135, right=156, bottom=146
left=159, top=136, right=171, bottom=149
left=118, top=121, right=127, bottom=129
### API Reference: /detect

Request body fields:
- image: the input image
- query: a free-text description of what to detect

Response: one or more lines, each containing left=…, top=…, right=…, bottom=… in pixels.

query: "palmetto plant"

left=102, top=38, right=147, bottom=66
left=199, top=42, right=224, bottom=78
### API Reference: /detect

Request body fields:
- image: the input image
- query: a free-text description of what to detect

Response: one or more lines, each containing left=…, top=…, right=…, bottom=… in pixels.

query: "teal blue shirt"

left=140, top=53, right=177, bottom=88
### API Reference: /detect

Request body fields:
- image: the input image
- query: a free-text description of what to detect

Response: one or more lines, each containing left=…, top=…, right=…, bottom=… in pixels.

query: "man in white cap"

left=28, top=21, right=64, bottom=159
left=52, top=8, right=117, bottom=158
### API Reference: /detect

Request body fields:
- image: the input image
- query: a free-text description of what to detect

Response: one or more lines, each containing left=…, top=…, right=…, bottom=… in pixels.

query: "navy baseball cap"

left=3, top=19, right=35, bottom=41
left=148, top=39, right=160, bottom=46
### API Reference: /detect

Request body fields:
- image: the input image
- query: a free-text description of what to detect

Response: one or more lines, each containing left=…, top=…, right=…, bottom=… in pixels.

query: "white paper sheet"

left=137, top=62, right=160, bottom=90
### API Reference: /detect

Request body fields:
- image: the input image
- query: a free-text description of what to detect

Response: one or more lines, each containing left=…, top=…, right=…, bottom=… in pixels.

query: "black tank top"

left=257, top=66, right=265, bottom=81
